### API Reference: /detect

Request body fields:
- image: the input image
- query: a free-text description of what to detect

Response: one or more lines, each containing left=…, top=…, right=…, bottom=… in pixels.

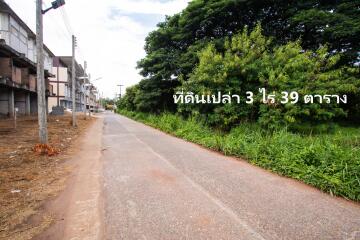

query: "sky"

left=5, top=0, right=190, bottom=98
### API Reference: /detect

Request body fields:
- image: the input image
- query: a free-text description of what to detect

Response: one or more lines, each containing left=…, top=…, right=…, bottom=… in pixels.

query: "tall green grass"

left=119, top=110, right=360, bottom=201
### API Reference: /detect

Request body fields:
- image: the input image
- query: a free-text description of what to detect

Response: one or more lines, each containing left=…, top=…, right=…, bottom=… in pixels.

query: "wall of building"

left=59, top=67, right=69, bottom=83
left=0, top=57, right=12, bottom=78
left=0, top=5, right=56, bottom=118
left=48, top=97, right=57, bottom=113
left=9, top=16, right=28, bottom=57
left=14, top=90, right=26, bottom=115
left=0, top=87, right=9, bottom=116
left=48, top=66, right=69, bottom=112
left=0, top=88, right=38, bottom=117
left=30, top=93, right=37, bottom=114
left=0, top=12, right=53, bottom=71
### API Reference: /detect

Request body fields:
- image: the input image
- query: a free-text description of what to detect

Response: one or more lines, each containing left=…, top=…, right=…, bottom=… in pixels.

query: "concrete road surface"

left=102, top=113, right=360, bottom=240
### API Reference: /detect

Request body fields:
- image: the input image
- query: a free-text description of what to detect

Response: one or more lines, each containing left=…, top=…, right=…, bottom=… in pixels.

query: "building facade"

left=48, top=57, right=85, bottom=113
left=0, top=1, right=97, bottom=118
left=86, top=83, right=98, bottom=112
left=0, top=1, right=54, bottom=118
left=48, top=57, right=98, bottom=113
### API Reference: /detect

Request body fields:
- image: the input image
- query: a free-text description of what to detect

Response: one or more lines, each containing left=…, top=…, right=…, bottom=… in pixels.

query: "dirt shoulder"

left=0, top=114, right=96, bottom=240
left=34, top=115, right=104, bottom=240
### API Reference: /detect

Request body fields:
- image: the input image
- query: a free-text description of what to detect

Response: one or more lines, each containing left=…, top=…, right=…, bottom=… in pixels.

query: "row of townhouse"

left=0, top=1, right=98, bottom=118
left=49, top=56, right=98, bottom=114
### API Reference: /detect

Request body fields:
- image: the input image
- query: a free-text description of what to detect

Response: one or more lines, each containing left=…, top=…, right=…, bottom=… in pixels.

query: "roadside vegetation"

left=117, top=0, right=360, bottom=201
left=119, top=110, right=360, bottom=201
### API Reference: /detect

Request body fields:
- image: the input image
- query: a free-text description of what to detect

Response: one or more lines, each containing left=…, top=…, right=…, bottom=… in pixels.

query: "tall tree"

left=137, top=0, right=360, bottom=113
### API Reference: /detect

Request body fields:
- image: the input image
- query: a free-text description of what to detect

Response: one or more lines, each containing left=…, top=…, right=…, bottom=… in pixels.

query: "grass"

left=118, top=110, right=360, bottom=202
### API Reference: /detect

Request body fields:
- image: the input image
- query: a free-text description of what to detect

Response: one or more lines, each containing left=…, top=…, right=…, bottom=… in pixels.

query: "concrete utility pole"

left=117, top=84, right=124, bottom=99
left=83, top=61, right=87, bottom=119
left=72, top=35, right=77, bottom=127
left=35, top=0, right=65, bottom=143
left=36, top=0, right=48, bottom=144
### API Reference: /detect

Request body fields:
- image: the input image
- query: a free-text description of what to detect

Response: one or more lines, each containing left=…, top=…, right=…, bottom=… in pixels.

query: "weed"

left=119, top=110, right=360, bottom=201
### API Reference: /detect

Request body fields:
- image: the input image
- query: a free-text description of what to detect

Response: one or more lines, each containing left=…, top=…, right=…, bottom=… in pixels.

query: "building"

left=86, top=83, right=98, bottom=112
left=0, top=0, right=54, bottom=118
left=0, top=1, right=97, bottom=118
left=48, top=57, right=99, bottom=114
left=48, top=56, right=85, bottom=113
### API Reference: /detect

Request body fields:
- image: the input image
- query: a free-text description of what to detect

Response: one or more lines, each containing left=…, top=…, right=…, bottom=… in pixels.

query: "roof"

left=0, top=0, right=55, bottom=57
left=53, top=56, right=68, bottom=68
left=58, top=56, right=86, bottom=77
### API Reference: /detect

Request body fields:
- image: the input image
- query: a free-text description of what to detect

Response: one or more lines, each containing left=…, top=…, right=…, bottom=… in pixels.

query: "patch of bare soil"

left=0, top=114, right=95, bottom=240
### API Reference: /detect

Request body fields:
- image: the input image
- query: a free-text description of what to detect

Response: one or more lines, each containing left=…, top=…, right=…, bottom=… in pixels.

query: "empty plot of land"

left=0, top=114, right=94, bottom=240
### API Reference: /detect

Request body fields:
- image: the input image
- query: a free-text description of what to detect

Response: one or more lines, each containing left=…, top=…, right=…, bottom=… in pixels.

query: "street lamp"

left=42, top=0, right=66, bottom=14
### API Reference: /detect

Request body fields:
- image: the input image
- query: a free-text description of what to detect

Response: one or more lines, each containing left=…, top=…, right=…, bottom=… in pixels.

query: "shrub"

left=178, top=24, right=359, bottom=130
left=119, top=110, right=360, bottom=201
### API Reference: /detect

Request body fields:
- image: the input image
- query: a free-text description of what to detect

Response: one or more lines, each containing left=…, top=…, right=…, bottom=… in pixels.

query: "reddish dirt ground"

left=0, top=114, right=95, bottom=240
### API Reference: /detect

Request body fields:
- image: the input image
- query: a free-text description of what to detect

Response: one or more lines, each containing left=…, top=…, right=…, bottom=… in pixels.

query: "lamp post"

left=36, top=0, right=65, bottom=144
left=42, top=0, right=65, bottom=14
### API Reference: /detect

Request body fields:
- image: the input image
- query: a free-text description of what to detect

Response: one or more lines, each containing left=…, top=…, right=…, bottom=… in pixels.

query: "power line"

left=41, top=1, right=90, bottom=78
left=60, top=7, right=73, bottom=36
left=58, top=6, right=86, bottom=62
left=41, top=1, right=72, bottom=48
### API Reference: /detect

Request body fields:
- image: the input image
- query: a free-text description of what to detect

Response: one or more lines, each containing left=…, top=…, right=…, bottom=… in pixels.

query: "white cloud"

left=108, top=0, right=189, bottom=15
left=5, top=0, right=189, bottom=98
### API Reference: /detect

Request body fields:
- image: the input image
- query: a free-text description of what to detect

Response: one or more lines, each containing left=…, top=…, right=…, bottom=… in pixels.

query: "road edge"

left=34, top=115, right=104, bottom=240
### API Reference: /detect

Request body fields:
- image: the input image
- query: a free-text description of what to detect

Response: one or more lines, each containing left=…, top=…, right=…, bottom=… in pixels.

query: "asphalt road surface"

left=102, top=113, right=360, bottom=240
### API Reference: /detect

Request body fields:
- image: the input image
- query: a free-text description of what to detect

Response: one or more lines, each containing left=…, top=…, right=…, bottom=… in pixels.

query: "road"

left=101, top=113, right=360, bottom=240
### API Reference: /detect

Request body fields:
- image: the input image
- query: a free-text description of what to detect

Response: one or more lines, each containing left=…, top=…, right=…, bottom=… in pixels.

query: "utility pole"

left=72, top=35, right=77, bottom=127
left=117, top=84, right=124, bottom=99
left=36, top=0, right=48, bottom=144
left=36, top=0, right=65, bottom=143
left=83, top=61, right=87, bottom=119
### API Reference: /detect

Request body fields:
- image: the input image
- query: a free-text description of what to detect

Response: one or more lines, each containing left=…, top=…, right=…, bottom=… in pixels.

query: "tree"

left=117, top=85, right=139, bottom=111
left=179, top=25, right=359, bottom=130
left=136, top=0, right=360, bottom=116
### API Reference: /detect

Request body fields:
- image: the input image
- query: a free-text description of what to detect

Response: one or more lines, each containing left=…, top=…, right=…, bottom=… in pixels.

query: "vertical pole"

left=83, top=61, right=87, bottom=119
left=72, top=35, right=76, bottom=127
left=26, top=92, right=31, bottom=115
left=14, top=108, right=17, bottom=130
left=84, top=89, right=87, bottom=119
left=36, top=0, right=48, bottom=144
left=8, top=89, right=14, bottom=118
left=88, top=75, right=91, bottom=118
left=56, top=66, right=60, bottom=106
left=117, top=85, right=123, bottom=100
left=88, top=86, right=91, bottom=118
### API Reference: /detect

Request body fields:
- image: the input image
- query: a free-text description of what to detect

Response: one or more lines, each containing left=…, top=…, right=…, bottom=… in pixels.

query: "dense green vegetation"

left=130, top=0, right=360, bottom=118
left=117, top=0, right=360, bottom=200
left=120, top=25, right=359, bottom=130
left=119, top=110, right=360, bottom=201
left=179, top=25, right=358, bottom=130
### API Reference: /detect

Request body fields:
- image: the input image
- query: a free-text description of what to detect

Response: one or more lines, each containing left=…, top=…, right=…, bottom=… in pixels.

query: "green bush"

left=179, top=25, right=359, bottom=130
left=119, top=110, right=360, bottom=201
